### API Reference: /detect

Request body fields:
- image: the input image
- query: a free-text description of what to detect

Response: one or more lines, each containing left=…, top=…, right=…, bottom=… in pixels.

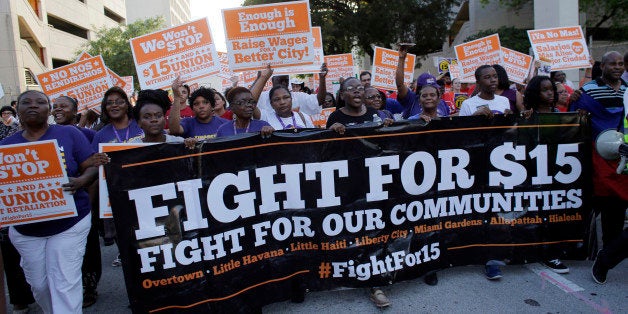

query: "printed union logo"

left=571, top=42, right=584, bottom=54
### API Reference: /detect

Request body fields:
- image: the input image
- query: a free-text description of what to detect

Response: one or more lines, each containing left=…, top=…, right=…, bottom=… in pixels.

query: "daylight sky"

left=190, top=0, right=243, bottom=52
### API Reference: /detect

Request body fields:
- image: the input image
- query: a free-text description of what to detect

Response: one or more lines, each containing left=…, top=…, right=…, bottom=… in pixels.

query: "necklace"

left=276, top=112, right=297, bottom=129
left=233, top=120, right=251, bottom=134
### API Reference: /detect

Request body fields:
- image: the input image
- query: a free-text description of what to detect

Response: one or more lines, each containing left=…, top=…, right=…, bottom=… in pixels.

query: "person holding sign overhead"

left=396, top=45, right=450, bottom=119
left=1, top=90, right=99, bottom=313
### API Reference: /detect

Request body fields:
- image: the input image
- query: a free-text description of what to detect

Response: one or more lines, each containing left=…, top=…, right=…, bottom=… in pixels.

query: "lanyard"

left=276, top=113, right=298, bottom=129
left=233, top=120, right=250, bottom=134
left=113, top=124, right=130, bottom=142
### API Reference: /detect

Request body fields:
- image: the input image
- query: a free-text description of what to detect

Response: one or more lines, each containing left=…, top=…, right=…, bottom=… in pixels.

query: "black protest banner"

left=105, top=114, right=592, bottom=313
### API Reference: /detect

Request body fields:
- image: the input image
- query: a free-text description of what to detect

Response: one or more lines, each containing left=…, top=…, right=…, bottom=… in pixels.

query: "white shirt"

left=260, top=109, right=315, bottom=130
left=458, top=94, right=511, bottom=116
left=258, top=91, right=322, bottom=116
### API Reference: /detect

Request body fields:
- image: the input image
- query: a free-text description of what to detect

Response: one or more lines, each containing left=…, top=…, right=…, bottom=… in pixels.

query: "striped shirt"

left=581, top=77, right=627, bottom=109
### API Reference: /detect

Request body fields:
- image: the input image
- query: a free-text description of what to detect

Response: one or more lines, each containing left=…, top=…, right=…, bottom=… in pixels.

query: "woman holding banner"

left=260, top=85, right=315, bottom=130
left=364, top=87, right=394, bottom=120
left=92, top=86, right=143, bottom=268
left=169, top=77, right=230, bottom=140
left=407, top=85, right=447, bottom=123
left=326, top=77, right=394, bottom=133
left=216, top=87, right=274, bottom=137
left=1, top=90, right=99, bottom=313
left=518, top=76, right=571, bottom=274
left=92, top=86, right=144, bottom=149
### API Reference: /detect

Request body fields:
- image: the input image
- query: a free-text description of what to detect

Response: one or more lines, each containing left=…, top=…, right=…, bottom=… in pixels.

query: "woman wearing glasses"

left=91, top=86, right=143, bottom=268
left=326, top=77, right=393, bottom=133
left=260, top=85, right=315, bottom=130
left=216, top=87, right=274, bottom=137
left=91, top=86, right=143, bottom=149
left=364, top=87, right=394, bottom=120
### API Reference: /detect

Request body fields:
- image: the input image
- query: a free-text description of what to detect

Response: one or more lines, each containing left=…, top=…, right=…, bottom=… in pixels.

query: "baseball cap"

left=416, top=73, right=438, bottom=88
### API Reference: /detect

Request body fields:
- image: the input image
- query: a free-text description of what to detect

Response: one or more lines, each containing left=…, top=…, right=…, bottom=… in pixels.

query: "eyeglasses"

left=365, top=95, right=380, bottom=100
left=232, top=99, right=256, bottom=107
left=271, top=96, right=292, bottom=103
left=1, top=112, right=12, bottom=116
left=106, top=99, right=126, bottom=106
left=344, top=85, right=365, bottom=93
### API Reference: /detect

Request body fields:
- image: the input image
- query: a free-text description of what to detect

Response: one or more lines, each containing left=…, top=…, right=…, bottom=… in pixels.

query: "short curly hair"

left=189, top=87, right=216, bottom=109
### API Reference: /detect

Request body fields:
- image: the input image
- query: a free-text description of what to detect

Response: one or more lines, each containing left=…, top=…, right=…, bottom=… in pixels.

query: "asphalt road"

left=6, top=241, right=626, bottom=313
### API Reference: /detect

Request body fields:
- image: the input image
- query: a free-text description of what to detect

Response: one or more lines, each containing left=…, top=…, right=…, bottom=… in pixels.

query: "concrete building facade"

left=125, top=0, right=190, bottom=27
left=0, top=0, right=126, bottom=106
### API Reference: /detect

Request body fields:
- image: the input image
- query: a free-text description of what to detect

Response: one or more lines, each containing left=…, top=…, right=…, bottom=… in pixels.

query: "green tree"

left=242, top=0, right=459, bottom=64
left=480, top=0, right=627, bottom=41
left=465, top=26, right=531, bottom=54
left=77, top=17, right=165, bottom=90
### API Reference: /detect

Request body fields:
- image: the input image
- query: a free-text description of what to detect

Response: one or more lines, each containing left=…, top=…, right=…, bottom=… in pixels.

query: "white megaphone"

left=595, top=129, right=628, bottom=174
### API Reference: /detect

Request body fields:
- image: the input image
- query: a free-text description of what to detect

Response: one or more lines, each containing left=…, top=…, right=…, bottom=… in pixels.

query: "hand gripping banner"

left=105, top=114, right=591, bottom=313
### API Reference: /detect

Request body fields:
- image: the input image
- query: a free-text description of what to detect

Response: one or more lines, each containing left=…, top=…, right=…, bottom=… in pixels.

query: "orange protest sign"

left=274, top=26, right=324, bottom=75
left=454, top=34, right=501, bottom=82
left=217, top=51, right=234, bottom=79
left=122, top=76, right=134, bottom=97
left=223, top=1, right=315, bottom=72
left=99, top=143, right=150, bottom=218
left=37, top=55, right=110, bottom=113
left=527, top=26, right=590, bottom=71
left=310, top=107, right=336, bottom=127
left=0, top=140, right=78, bottom=226
left=371, top=46, right=415, bottom=92
left=500, top=47, right=533, bottom=84
left=323, top=54, right=355, bottom=91
left=130, top=18, right=220, bottom=90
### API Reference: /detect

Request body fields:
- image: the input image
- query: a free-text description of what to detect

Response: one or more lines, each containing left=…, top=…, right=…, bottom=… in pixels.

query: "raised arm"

left=251, top=64, right=273, bottom=101
left=396, top=46, right=410, bottom=100
left=317, top=63, right=328, bottom=105
left=168, top=76, right=185, bottom=135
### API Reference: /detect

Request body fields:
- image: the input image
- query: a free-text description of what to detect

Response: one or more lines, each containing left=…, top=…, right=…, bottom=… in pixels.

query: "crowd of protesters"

left=0, top=49, right=626, bottom=312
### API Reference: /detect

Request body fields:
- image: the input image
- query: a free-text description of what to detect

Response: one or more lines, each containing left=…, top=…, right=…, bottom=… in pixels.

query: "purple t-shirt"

left=1, top=125, right=95, bottom=236
left=180, top=116, right=229, bottom=140
left=76, top=126, right=96, bottom=143
left=216, top=119, right=271, bottom=137
left=91, top=119, right=144, bottom=151
left=398, top=89, right=450, bottom=119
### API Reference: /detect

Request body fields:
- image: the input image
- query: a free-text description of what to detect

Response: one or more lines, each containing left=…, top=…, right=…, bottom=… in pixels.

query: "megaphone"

left=595, top=129, right=628, bottom=174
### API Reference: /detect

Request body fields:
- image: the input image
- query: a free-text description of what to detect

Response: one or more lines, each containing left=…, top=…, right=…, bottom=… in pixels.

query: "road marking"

left=526, top=263, right=611, bottom=314
left=526, top=263, right=584, bottom=292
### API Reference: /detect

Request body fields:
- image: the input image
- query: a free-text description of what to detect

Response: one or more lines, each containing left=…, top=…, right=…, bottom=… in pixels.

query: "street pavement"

left=6, top=241, right=626, bottom=313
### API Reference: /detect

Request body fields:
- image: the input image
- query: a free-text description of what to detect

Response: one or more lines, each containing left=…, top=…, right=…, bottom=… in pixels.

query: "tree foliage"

left=77, top=17, right=165, bottom=90
left=480, top=0, right=627, bottom=41
left=242, top=0, right=459, bottom=61
left=465, top=26, right=531, bottom=54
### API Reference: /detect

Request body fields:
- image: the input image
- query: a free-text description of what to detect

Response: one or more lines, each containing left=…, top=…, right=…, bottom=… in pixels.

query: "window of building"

left=47, top=15, right=88, bottom=39
left=52, top=59, right=71, bottom=69
left=24, top=69, right=38, bottom=86
left=104, top=7, right=125, bottom=24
